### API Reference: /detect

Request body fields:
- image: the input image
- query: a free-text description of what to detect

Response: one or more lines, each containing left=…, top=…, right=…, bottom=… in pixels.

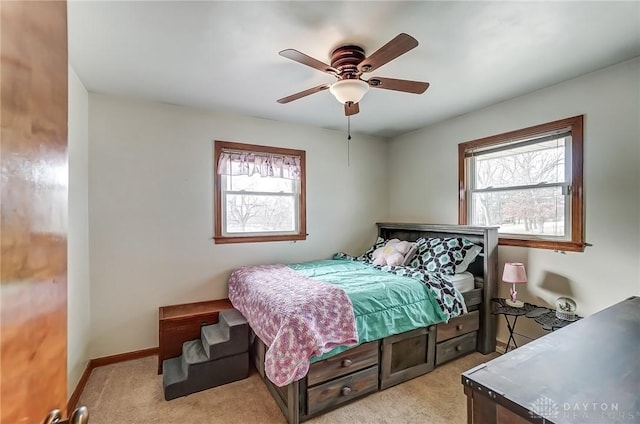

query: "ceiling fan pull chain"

left=347, top=115, right=351, bottom=167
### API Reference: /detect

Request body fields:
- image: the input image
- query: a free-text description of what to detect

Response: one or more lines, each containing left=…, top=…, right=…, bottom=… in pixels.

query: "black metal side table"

left=527, top=307, right=581, bottom=331
left=491, top=298, right=536, bottom=351
left=492, top=298, right=581, bottom=352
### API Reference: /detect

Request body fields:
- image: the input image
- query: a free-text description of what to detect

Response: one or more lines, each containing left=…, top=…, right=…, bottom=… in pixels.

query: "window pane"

left=225, top=194, right=296, bottom=233
left=471, top=186, right=567, bottom=238
left=474, top=138, right=565, bottom=189
left=227, top=173, right=294, bottom=193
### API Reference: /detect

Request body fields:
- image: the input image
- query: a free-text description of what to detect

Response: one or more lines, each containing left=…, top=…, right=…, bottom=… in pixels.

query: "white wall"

left=389, top=58, right=640, bottom=344
left=88, top=94, right=389, bottom=357
left=67, top=66, right=91, bottom=395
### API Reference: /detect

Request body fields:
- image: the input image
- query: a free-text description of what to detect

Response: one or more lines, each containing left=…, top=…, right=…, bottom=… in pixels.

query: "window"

left=458, top=116, right=584, bottom=252
left=214, top=140, right=306, bottom=244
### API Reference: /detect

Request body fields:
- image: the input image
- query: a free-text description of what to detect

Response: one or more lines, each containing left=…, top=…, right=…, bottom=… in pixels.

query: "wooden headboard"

left=376, top=222, right=499, bottom=354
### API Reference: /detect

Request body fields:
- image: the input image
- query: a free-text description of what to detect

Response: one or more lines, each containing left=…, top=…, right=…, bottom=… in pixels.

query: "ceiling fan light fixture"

left=329, top=79, right=369, bottom=104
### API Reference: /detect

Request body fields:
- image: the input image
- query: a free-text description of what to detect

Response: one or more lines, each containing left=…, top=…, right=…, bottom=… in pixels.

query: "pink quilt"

left=228, top=264, right=358, bottom=387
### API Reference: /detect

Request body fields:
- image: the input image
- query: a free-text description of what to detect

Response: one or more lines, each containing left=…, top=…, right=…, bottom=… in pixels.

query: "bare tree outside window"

left=458, top=116, right=584, bottom=252
left=471, top=140, right=566, bottom=236
left=214, top=140, right=306, bottom=244
left=224, top=174, right=296, bottom=233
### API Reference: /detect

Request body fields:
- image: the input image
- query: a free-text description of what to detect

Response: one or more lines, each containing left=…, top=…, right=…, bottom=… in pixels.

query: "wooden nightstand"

left=158, top=299, right=233, bottom=374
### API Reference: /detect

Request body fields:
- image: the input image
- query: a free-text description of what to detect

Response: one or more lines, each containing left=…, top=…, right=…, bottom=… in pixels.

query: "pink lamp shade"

left=502, top=262, right=527, bottom=284
left=502, top=262, right=527, bottom=307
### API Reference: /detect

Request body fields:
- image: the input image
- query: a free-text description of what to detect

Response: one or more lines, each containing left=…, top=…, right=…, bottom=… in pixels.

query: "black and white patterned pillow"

left=409, top=237, right=478, bottom=275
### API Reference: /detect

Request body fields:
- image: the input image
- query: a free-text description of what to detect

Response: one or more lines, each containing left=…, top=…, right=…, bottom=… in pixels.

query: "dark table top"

left=463, top=296, right=640, bottom=424
left=491, top=298, right=582, bottom=331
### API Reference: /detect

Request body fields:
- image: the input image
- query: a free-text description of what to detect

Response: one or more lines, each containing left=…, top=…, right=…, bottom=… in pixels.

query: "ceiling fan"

left=277, top=33, right=429, bottom=117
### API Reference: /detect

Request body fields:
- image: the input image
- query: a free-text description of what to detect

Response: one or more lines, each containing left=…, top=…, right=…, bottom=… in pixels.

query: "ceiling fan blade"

left=367, top=77, right=429, bottom=94
left=279, top=49, right=338, bottom=75
left=344, top=101, right=359, bottom=116
left=277, top=83, right=331, bottom=104
left=357, top=33, right=418, bottom=73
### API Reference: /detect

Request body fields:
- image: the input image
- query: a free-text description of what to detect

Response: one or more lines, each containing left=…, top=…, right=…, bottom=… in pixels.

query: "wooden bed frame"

left=252, top=223, right=499, bottom=424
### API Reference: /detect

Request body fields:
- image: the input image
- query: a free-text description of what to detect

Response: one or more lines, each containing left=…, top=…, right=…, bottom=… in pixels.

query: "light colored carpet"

left=79, top=352, right=498, bottom=424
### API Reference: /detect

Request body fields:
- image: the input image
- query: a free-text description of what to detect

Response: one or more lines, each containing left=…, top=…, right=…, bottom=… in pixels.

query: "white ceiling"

left=68, top=1, right=640, bottom=138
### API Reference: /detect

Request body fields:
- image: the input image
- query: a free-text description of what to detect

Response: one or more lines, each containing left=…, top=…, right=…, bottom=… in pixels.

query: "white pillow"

left=455, top=244, right=482, bottom=273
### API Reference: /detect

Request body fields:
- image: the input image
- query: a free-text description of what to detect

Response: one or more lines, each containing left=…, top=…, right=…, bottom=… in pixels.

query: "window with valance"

left=213, top=140, right=306, bottom=244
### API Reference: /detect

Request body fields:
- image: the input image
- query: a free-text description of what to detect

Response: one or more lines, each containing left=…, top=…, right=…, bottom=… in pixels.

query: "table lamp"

left=502, top=262, right=527, bottom=307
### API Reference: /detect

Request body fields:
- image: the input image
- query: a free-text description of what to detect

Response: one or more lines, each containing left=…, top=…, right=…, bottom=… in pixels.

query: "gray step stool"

left=163, top=308, right=249, bottom=400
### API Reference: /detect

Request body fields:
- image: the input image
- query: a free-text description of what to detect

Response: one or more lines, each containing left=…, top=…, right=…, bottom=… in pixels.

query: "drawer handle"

left=455, top=345, right=463, bottom=352
left=342, top=359, right=352, bottom=367
left=456, top=324, right=464, bottom=330
left=341, top=386, right=352, bottom=396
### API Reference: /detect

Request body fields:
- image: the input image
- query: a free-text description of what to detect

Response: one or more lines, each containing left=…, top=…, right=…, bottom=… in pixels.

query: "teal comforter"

left=288, top=259, right=448, bottom=361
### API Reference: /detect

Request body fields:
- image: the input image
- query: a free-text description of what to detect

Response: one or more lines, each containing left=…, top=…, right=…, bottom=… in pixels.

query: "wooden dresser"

left=462, top=296, right=639, bottom=424
left=158, top=299, right=233, bottom=374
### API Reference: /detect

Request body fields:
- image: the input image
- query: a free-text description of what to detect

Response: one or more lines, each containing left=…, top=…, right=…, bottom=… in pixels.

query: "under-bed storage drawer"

left=380, top=326, right=436, bottom=390
left=306, top=366, right=378, bottom=415
left=307, top=342, right=378, bottom=387
left=436, top=310, right=480, bottom=342
left=436, top=332, right=477, bottom=366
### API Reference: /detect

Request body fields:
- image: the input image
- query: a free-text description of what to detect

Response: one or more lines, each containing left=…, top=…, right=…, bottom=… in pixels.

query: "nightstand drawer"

left=436, top=332, right=477, bottom=366
left=307, top=365, right=378, bottom=416
left=307, top=342, right=378, bottom=387
left=436, top=310, right=479, bottom=342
